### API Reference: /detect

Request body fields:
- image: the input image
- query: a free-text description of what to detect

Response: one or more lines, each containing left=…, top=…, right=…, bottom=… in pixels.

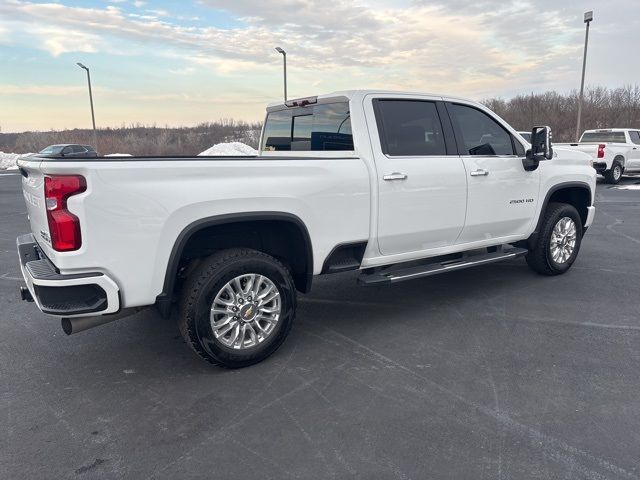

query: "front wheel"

left=178, top=248, right=296, bottom=368
left=526, top=203, right=583, bottom=275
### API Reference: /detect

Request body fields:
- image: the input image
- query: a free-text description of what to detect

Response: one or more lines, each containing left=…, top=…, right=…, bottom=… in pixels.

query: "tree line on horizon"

left=1, top=85, right=639, bottom=155
left=0, top=119, right=262, bottom=155
left=483, top=85, right=640, bottom=142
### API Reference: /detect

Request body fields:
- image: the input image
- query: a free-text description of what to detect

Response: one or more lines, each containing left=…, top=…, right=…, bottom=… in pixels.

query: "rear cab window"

left=580, top=131, right=627, bottom=143
left=261, top=102, right=353, bottom=152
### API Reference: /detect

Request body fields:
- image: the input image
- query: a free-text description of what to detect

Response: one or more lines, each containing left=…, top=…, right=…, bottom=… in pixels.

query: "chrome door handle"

left=383, top=172, right=408, bottom=181
left=470, top=169, right=489, bottom=177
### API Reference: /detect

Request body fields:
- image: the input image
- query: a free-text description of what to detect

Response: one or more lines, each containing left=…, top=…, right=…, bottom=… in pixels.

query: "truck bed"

left=17, top=153, right=371, bottom=309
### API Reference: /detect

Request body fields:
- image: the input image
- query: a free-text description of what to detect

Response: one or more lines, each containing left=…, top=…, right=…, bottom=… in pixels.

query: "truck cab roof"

left=582, top=128, right=635, bottom=133
left=266, top=90, right=485, bottom=111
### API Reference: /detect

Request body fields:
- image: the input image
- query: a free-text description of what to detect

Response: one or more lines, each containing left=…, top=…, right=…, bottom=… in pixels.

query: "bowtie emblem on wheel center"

left=240, top=304, right=256, bottom=322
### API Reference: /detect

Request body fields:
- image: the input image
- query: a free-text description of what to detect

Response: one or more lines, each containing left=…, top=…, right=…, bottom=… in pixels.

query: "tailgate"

left=17, top=157, right=51, bottom=250
left=558, top=143, right=599, bottom=157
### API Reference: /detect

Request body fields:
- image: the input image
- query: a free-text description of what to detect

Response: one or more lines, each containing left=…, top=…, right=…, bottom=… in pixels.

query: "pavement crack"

left=600, top=209, right=640, bottom=245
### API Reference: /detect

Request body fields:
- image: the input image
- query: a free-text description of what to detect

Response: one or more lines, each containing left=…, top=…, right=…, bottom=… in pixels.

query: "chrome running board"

left=358, top=246, right=528, bottom=286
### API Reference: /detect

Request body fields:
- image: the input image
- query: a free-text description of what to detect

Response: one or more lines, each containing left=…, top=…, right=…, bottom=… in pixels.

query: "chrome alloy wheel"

left=550, top=216, right=577, bottom=264
left=210, top=274, right=281, bottom=349
left=613, top=164, right=622, bottom=181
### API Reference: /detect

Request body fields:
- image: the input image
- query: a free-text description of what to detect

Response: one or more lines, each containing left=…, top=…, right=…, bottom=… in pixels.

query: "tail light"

left=597, top=144, right=605, bottom=159
left=44, top=175, right=86, bottom=251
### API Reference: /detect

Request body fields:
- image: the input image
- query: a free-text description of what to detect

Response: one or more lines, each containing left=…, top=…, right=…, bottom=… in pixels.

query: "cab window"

left=449, top=104, right=515, bottom=156
left=374, top=100, right=446, bottom=156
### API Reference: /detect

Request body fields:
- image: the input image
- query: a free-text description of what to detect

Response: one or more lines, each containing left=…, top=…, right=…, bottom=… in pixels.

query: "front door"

left=367, top=96, right=468, bottom=256
left=445, top=102, right=540, bottom=244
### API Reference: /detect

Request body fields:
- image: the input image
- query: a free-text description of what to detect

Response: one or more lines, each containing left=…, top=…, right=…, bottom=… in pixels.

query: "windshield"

left=39, top=145, right=65, bottom=154
left=580, top=131, right=626, bottom=143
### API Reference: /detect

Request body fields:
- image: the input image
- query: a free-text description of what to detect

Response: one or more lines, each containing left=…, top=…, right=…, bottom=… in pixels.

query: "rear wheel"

left=526, top=203, right=583, bottom=275
left=179, top=248, right=296, bottom=368
left=604, top=160, right=623, bottom=184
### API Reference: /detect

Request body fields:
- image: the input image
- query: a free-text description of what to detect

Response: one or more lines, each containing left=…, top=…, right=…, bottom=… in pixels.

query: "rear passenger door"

left=445, top=102, right=539, bottom=244
left=367, top=96, right=467, bottom=256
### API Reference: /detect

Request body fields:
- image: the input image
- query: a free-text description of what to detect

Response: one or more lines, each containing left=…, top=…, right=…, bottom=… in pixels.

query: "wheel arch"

left=528, top=182, right=592, bottom=248
left=156, top=212, right=313, bottom=317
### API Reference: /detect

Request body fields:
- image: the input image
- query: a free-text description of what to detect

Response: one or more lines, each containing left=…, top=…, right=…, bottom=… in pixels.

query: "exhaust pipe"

left=61, top=307, right=144, bottom=335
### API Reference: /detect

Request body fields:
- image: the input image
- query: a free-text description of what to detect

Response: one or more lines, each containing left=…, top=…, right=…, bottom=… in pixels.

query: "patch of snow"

left=612, top=184, right=640, bottom=190
left=198, top=142, right=257, bottom=156
left=104, top=153, right=133, bottom=157
left=0, top=152, right=34, bottom=170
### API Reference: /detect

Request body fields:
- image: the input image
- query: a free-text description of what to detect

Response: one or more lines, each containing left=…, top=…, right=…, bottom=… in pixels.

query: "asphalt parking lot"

left=1, top=172, right=640, bottom=480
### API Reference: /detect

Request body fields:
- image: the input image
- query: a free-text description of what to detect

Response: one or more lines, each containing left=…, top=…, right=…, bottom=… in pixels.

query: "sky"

left=0, top=0, right=638, bottom=132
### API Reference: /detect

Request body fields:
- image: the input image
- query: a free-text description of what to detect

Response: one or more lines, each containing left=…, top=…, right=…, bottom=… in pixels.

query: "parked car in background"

left=518, top=131, right=532, bottom=143
left=556, top=129, right=640, bottom=184
left=37, top=144, right=98, bottom=158
left=17, top=90, right=596, bottom=368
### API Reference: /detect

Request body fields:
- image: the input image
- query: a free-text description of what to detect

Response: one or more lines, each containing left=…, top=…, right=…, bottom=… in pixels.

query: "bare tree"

left=1, top=120, right=263, bottom=155
left=483, top=85, right=640, bottom=142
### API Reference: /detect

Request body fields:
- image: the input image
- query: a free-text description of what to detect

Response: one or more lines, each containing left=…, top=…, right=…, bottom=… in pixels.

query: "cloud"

left=131, top=91, right=270, bottom=104
left=36, top=27, right=99, bottom=57
left=168, top=66, right=196, bottom=75
left=0, top=84, right=115, bottom=95
left=145, top=9, right=169, bottom=17
left=0, top=0, right=637, bottom=101
left=0, top=84, right=86, bottom=95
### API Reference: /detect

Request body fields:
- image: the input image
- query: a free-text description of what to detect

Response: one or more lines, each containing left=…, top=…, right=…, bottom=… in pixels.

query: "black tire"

left=525, top=202, right=583, bottom=276
left=178, top=248, right=296, bottom=368
left=604, top=159, right=623, bottom=184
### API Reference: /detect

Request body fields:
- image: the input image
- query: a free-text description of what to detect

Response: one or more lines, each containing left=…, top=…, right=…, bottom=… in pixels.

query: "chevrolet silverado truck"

left=17, top=90, right=596, bottom=368
left=557, top=128, right=640, bottom=183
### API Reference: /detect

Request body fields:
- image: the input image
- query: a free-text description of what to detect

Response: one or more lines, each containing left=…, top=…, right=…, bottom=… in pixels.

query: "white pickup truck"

left=557, top=128, right=640, bottom=183
left=17, top=90, right=596, bottom=368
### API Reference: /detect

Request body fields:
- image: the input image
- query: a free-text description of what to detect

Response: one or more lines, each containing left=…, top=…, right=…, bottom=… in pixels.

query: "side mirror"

left=524, top=125, right=553, bottom=171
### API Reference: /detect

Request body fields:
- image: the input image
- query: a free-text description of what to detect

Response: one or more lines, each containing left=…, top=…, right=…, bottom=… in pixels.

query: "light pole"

left=77, top=62, right=97, bottom=149
left=275, top=47, right=287, bottom=101
left=575, top=11, right=593, bottom=141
